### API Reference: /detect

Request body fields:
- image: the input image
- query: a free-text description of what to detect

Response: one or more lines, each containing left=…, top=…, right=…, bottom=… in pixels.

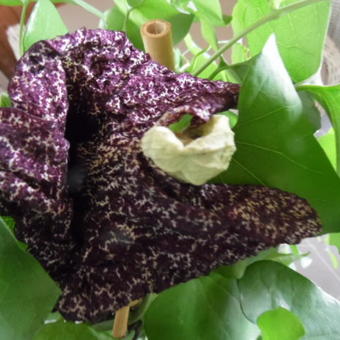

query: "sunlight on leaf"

left=257, top=307, right=305, bottom=340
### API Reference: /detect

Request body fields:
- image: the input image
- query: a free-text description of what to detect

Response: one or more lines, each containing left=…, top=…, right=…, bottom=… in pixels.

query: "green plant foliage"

left=111, top=0, right=194, bottom=50
left=0, top=0, right=21, bottom=5
left=0, top=92, right=12, bottom=108
left=127, top=0, right=144, bottom=8
left=23, top=0, right=68, bottom=52
left=257, top=307, right=305, bottom=340
left=192, top=0, right=224, bottom=26
left=34, top=321, right=114, bottom=340
left=217, top=37, right=340, bottom=233
left=0, top=218, right=60, bottom=340
left=232, top=0, right=331, bottom=82
left=215, top=247, right=306, bottom=280
left=100, top=7, right=125, bottom=31
left=239, top=261, right=340, bottom=339
left=168, top=114, right=193, bottom=133
left=200, top=21, right=218, bottom=51
left=183, top=35, right=218, bottom=79
left=298, top=85, right=340, bottom=175
left=318, top=128, right=337, bottom=171
left=144, top=272, right=259, bottom=340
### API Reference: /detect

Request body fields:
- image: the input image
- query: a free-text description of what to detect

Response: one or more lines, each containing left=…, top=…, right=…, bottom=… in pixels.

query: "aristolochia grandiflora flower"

left=0, top=29, right=320, bottom=323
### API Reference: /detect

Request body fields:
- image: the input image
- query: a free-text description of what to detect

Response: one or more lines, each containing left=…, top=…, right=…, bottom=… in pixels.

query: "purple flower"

left=0, top=29, right=320, bottom=323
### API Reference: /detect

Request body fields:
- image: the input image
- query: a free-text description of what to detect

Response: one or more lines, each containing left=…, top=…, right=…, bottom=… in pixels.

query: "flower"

left=142, top=114, right=236, bottom=185
left=0, top=29, right=321, bottom=323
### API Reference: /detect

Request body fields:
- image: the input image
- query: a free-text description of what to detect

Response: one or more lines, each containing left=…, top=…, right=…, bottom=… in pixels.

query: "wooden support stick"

left=140, top=19, right=175, bottom=70
left=113, top=305, right=130, bottom=338
left=112, top=300, right=141, bottom=338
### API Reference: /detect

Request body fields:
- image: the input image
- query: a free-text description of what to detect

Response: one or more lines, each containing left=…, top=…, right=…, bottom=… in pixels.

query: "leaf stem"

left=71, top=0, right=104, bottom=19
left=123, top=7, right=134, bottom=32
left=19, top=1, right=29, bottom=56
left=193, top=0, right=327, bottom=76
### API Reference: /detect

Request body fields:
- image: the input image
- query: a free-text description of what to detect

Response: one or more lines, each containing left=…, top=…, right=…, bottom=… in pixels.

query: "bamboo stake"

left=112, top=300, right=141, bottom=338
left=140, top=19, right=175, bottom=70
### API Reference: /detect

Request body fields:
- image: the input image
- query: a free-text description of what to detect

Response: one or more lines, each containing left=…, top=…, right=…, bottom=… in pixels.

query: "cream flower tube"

left=141, top=114, right=236, bottom=185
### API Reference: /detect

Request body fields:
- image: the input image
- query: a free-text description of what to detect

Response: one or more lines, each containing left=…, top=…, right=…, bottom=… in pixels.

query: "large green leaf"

left=34, top=321, right=114, bottom=340
left=257, top=307, right=305, bottom=340
left=217, top=37, right=340, bottom=233
left=114, top=0, right=194, bottom=50
left=232, top=0, right=331, bottom=82
left=298, top=85, right=340, bottom=175
left=23, top=0, right=68, bottom=52
left=144, top=272, right=259, bottom=340
left=192, top=0, right=224, bottom=26
left=239, top=261, right=340, bottom=339
left=0, top=217, right=60, bottom=340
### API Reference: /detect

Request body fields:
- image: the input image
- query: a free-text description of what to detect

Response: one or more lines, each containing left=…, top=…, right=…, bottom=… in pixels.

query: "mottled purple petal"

left=0, top=29, right=321, bottom=323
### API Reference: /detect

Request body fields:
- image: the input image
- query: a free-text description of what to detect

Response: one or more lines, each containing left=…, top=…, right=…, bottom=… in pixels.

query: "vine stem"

left=71, top=0, right=104, bottom=19
left=19, top=1, right=29, bottom=56
left=193, top=0, right=327, bottom=76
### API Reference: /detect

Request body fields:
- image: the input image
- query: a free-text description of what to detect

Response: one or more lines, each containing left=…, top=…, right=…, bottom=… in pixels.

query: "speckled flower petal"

left=0, top=29, right=321, bottom=323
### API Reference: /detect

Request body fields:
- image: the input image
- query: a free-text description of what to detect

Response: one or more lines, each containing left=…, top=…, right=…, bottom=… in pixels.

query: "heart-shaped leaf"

left=0, top=217, right=60, bottom=340
left=144, top=272, right=259, bottom=340
left=217, top=37, right=340, bottom=233
left=239, top=261, right=340, bottom=339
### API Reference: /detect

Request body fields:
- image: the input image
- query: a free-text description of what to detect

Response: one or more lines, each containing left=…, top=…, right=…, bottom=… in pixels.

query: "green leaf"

left=192, top=0, right=225, bottom=26
left=23, top=0, right=68, bottom=52
left=239, top=261, right=340, bottom=339
left=218, top=111, right=238, bottom=129
left=318, top=128, right=337, bottom=171
left=100, top=7, right=125, bottom=31
left=298, top=85, right=340, bottom=175
left=232, top=0, right=331, bottom=82
left=169, top=114, right=193, bottom=133
left=0, top=217, right=60, bottom=340
left=257, top=307, right=305, bottom=340
left=183, top=37, right=218, bottom=79
left=200, top=21, right=218, bottom=50
left=0, top=92, right=12, bottom=108
left=216, top=247, right=304, bottom=279
left=34, top=321, right=114, bottom=340
left=231, top=42, right=250, bottom=64
left=144, top=273, right=259, bottom=340
left=127, top=0, right=144, bottom=8
left=217, top=37, right=340, bottom=233
left=114, top=0, right=194, bottom=50
left=0, top=0, right=21, bottom=5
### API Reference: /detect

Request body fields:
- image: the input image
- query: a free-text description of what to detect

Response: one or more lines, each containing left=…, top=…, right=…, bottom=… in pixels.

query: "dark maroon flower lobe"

left=0, top=29, right=321, bottom=323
